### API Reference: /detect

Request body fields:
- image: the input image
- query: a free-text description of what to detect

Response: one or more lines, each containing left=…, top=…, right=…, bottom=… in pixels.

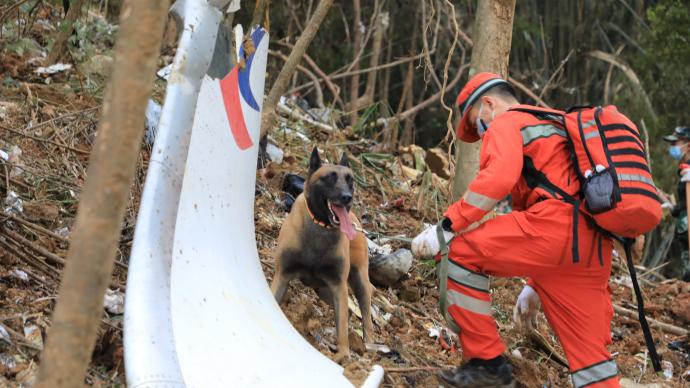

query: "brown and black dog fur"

left=271, top=147, right=373, bottom=362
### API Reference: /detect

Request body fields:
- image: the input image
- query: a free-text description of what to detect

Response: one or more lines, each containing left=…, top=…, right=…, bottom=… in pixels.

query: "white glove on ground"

left=513, top=285, right=541, bottom=332
left=411, top=224, right=454, bottom=259
left=681, top=169, right=690, bottom=183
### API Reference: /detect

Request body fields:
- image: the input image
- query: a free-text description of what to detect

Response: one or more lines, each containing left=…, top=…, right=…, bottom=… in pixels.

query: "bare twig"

left=508, top=77, right=552, bottom=109
left=289, top=51, right=434, bottom=95
left=268, top=50, right=325, bottom=108
left=613, top=304, right=687, bottom=336
left=537, top=49, right=574, bottom=100
left=260, top=0, right=334, bottom=137
left=0, top=124, right=90, bottom=155
left=1, top=227, right=65, bottom=266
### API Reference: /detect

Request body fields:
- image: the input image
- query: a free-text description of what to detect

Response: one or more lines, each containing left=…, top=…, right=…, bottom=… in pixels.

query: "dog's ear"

left=338, top=153, right=349, bottom=168
left=308, top=146, right=322, bottom=175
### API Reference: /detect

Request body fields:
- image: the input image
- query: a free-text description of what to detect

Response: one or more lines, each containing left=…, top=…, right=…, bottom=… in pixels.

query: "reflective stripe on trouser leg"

left=571, top=359, right=618, bottom=388
left=445, top=268, right=505, bottom=359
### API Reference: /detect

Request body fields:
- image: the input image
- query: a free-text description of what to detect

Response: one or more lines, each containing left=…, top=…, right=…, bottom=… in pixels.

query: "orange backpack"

left=511, top=105, right=662, bottom=238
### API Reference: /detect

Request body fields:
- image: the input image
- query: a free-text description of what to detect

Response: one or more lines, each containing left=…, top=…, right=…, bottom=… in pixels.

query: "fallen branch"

left=1, top=227, right=65, bottom=266
left=3, top=212, right=70, bottom=243
left=276, top=102, right=335, bottom=132
left=0, top=124, right=91, bottom=155
left=613, top=304, right=687, bottom=336
left=529, top=331, right=569, bottom=368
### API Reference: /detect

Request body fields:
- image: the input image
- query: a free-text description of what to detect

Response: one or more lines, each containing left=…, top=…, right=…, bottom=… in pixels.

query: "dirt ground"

left=0, top=3, right=688, bottom=388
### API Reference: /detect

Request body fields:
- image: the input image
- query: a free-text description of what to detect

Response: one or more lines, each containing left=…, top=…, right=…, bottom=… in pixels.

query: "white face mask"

left=475, top=103, right=495, bottom=138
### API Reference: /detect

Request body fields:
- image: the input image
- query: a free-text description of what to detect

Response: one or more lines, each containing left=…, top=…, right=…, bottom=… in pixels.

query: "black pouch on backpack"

left=584, top=169, right=616, bottom=213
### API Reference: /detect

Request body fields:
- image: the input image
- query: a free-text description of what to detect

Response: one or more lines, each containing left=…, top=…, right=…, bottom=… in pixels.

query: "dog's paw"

left=333, top=350, right=351, bottom=364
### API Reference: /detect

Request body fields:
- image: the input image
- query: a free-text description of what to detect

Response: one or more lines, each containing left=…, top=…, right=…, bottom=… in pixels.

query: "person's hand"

left=681, top=169, right=690, bottom=183
left=661, top=202, right=674, bottom=210
left=513, top=285, right=541, bottom=332
left=411, top=224, right=454, bottom=259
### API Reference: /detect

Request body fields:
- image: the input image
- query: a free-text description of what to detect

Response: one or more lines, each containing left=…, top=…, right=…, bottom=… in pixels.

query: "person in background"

left=662, top=126, right=690, bottom=281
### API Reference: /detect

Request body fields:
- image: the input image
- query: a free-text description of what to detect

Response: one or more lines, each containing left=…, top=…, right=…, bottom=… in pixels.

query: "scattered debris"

left=280, top=173, right=305, bottom=212
left=266, top=139, right=284, bottom=164
left=4, top=191, right=23, bottom=215
left=11, top=269, right=29, bottom=283
left=368, top=248, right=413, bottom=287
left=104, top=289, right=125, bottom=315
left=157, top=64, right=173, bottom=81
left=23, top=324, right=43, bottom=350
left=365, top=343, right=391, bottom=354
left=0, top=325, right=11, bottom=345
left=34, top=63, right=72, bottom=75
left=144, top=99, right=162, bottom=145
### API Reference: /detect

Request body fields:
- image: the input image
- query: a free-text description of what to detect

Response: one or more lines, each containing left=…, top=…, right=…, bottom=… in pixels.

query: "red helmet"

left=456, top=72, right=509, bottom=143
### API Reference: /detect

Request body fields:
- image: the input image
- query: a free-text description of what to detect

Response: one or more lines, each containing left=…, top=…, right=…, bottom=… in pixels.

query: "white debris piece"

left=4, top=191, right=23, bottom=214
left=35, top=63, right=72, bottom=75
left=12, top=269, right=29, bottom=282
left=0, top=324, right=11, bottom=345
left=23, top=324, right=43, bottom=349
left=104, top=289, right=125, bottom=315
left=8, top=145, right=22, bottom=178
left=55, top=226, right=70, bottom=238
left=0, top=353, right=16, bottom=370
left=144, top=99, right=162, bottom=145
left=156, top=64, right=173, bottom=81
left=266, top=140, right=284, bottom=164
left=662, top=360, right=673, bottom=381
left=367, top=238, right=392, bottom=256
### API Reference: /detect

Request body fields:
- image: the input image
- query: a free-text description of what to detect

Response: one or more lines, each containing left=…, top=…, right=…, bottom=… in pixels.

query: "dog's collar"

left=305, top=199, right=337, bottom=229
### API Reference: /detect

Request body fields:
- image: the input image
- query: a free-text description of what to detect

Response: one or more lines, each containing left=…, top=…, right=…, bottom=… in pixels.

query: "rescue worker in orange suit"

left=412, top=73, right=619, bottom=388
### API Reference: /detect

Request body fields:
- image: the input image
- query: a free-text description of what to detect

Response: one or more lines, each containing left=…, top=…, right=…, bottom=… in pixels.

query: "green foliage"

left=634, top=0, right=690, bottom=191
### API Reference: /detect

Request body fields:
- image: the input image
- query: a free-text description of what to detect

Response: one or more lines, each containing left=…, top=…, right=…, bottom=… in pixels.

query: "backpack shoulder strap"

left=509, top=106, right=565, bottom=125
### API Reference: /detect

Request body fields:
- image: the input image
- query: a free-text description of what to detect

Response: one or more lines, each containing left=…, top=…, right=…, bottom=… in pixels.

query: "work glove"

left=681, top=169, right=690, bottom=183
left=513, top=285, right=541, bottom=332
left=411, top=223, right=454, bottom=259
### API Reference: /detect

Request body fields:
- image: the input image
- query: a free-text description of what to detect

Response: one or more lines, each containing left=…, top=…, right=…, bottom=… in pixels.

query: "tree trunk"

left=259, top=0, right=334, bottom=138
left=348, top=0, right=362, bottom=124
left=451, top=0, right=516, bottom=201
left=46, top=0, right=86, bottom=64
left=35, top=0, right=170, bottom=386
left=251, top=0, right=270, bottom=28
left=360, top=12, right=388, bottom=107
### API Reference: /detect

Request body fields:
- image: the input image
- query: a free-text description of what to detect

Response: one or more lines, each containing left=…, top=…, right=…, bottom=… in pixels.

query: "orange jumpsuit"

left=443, top=105, right=620, bottom=388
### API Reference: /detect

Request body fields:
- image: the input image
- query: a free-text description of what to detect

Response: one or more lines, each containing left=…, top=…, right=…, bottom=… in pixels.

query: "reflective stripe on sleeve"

left=571, top=359, right=618, bottom=388
left=521, top=124, right=566, bottom=146
left=463, top=190, right=499, bottom=211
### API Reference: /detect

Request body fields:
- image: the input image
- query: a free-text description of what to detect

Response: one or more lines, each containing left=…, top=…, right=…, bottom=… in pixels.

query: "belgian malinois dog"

left=271, top=147, right=374, bottom=362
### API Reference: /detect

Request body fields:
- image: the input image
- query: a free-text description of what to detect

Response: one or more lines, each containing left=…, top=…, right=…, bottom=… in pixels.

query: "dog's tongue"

left=332, top=205, right=356, bottom=240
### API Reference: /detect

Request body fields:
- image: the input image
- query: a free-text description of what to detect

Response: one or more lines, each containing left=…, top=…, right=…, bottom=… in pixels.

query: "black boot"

left=438, top=356, right=515, bottom=388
